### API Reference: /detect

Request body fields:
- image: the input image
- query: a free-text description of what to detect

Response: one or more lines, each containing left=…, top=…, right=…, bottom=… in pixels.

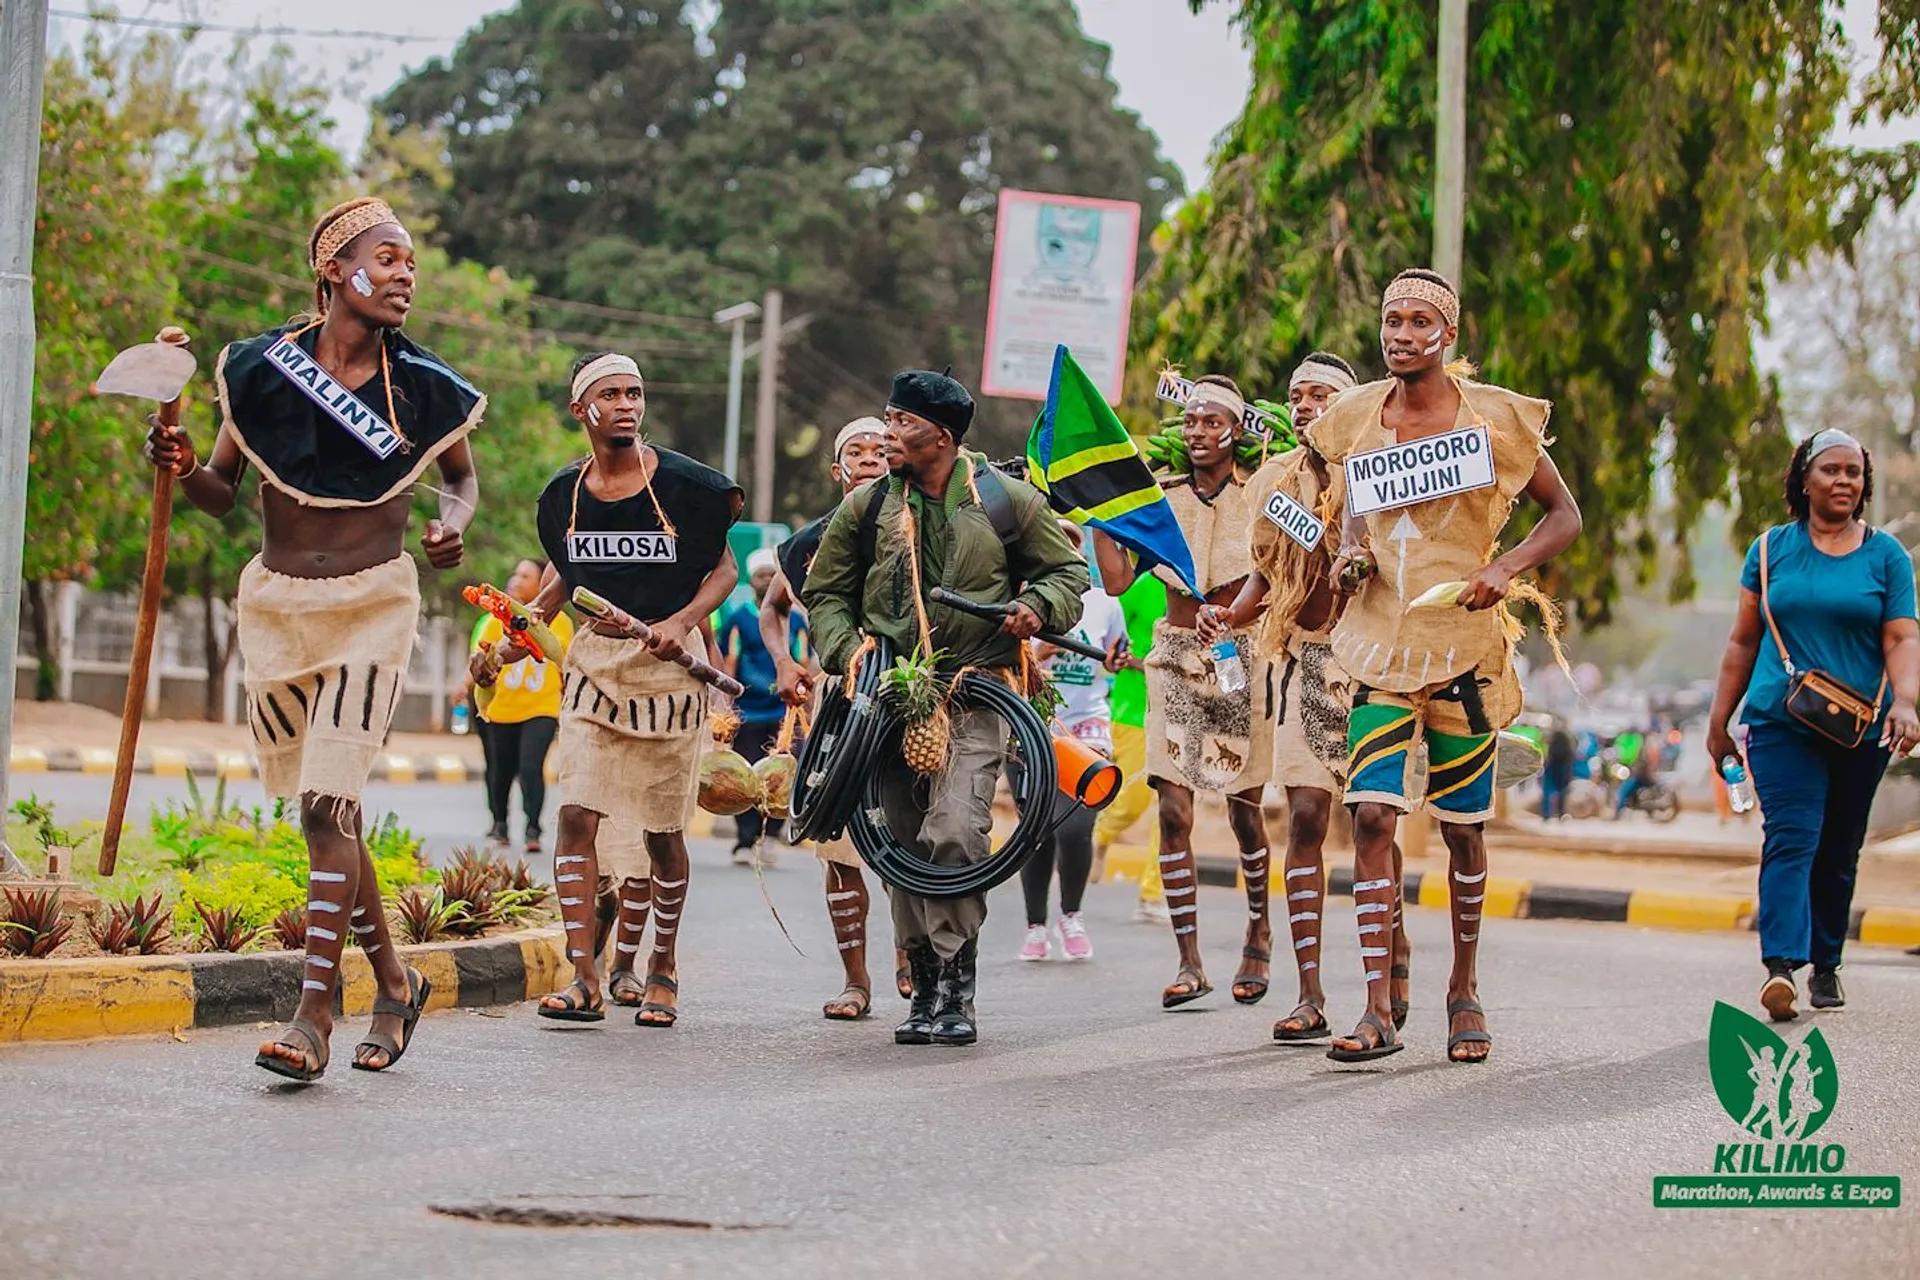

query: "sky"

left=45, top=0, right=1254, bottom=190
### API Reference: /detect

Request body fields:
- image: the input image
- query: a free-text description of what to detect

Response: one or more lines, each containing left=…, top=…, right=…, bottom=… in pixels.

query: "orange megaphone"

left=1053, top=733, right=1121, bottom=810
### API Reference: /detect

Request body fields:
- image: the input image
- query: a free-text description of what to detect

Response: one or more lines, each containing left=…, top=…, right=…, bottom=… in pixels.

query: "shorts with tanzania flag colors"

left=1344, top=670, right=1499, bottom=824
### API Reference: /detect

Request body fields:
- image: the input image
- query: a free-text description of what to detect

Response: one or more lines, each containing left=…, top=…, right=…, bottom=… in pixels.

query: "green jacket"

left=806, top=451, right=1090, bottom=674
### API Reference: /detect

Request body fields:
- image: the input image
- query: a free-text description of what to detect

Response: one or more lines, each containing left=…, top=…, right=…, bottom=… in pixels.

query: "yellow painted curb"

left=10, top=746, right=46, bottom=773
left=0, top=956, right=194, bottom=1042
left=215, top=751, right=253, bottom=781
left=519, top=929, right=569, bottom=999
left=383, top=754, right=418, bottom=785
left=1416, top=874, right=1528, bottom=919
left=1626, top=890, right=1753, bottom=932
left=78, top=748, right=116, bottom=775
left=150, top=747, right=189, bottom=778
left=434, top=754, right=469, bottom=784
left=1859, top=907, right=1920, bottom=949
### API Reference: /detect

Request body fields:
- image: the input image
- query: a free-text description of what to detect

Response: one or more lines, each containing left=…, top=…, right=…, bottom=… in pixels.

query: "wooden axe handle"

left=100, top=330, right=190, bottom=875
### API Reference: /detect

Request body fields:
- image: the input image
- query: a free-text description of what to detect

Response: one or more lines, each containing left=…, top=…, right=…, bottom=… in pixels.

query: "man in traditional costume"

left=145, top=197, right=483, bottom=1081
left=1201, top=352, right=1415, bottom=1041
left=1092, top=375, right=1278, bottom=1010
left=1310, top=270, right=1582, bottom=1063
left=762, top=417, right=902, bottom=1020
left=805, top=370, right=1088, bottom=1046
left=493, top=351, right=742, bottom=1027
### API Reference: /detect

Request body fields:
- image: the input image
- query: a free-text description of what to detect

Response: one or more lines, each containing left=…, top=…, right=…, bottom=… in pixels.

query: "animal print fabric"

left=1144, top=620, right=1273, bottom=793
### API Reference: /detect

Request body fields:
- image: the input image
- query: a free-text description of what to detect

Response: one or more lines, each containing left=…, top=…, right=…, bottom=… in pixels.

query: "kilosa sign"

left=1344, top=425, right=1496, bottom=517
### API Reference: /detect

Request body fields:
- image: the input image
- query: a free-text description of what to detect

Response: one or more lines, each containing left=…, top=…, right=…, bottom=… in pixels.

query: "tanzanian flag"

left=1026, top=345, right=1201, bottom=596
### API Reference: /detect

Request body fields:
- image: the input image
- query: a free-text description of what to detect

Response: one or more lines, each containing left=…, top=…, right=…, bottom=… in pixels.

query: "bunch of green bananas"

left=1138, top=399, right=1298, bottom=475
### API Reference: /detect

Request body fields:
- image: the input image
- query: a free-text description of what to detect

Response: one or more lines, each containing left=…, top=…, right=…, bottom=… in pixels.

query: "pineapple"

left=885, top=651, right=951, bottom=775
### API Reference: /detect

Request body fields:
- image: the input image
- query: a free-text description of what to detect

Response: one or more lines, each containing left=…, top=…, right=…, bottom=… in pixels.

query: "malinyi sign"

left=1345, top=425, right=1495, bottom=517
left=568, top=532, right=678, bottom=564
left=1262, top=489, right=1325, bottom=551
left=266, top=336, right=403, bottom=460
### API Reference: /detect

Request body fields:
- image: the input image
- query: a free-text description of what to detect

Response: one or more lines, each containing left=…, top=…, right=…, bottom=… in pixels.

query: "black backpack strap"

left=972, top=461, right=1020, bottom=549
left=849, top=464, right=1020, bottom=618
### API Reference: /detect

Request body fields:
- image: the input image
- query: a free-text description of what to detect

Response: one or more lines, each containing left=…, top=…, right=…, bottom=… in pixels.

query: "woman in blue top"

left=1706, top=429, right=1920, bottom=1023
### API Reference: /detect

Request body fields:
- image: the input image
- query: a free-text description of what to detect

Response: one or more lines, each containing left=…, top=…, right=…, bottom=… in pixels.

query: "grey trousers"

left=880, top=705, right=1007, bottom=960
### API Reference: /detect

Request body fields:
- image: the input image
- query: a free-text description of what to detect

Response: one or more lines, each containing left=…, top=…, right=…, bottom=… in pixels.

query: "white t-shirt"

left=1040, top=589, right=1128, bottom=754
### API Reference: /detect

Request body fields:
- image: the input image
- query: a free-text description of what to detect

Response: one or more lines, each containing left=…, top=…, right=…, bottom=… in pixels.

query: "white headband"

left=1185, top=383, right=1247, bottom=423
left=1806, top=428, right=1862, bottom=461
left=1155, top=368, right=1285, bottom=438
left=570, top=354, right=643, bottom=404
left=1289, top=358, right=1356, bottom=395
left=833, top=416, right=886, bottom=463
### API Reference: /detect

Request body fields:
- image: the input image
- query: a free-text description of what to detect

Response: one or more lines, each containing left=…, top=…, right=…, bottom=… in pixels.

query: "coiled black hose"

left=846, top=669, right=1060, bottom=899
left=789, top=638, right=1065, bottom=898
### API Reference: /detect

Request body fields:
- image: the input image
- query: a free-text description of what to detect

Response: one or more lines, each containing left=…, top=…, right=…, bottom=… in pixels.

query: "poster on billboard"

left=980, top=190, right=1142, bottom=404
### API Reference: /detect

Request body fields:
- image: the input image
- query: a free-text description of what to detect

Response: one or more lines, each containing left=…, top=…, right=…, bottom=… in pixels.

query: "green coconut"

left=754, top=752, right=798, bottom=818
left=699, top=748, right=763, bottom=816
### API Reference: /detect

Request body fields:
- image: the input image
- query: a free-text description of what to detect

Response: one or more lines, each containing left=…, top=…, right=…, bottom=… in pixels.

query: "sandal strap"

left=1390, top=962, right=1410, bottom=980
left=371, top=996, right=414, bottom=1019
left=1447, top=996, right=1484, bottom=1017
left=1240, top=946, right=1271, bottom=963
left=357, top=1031, right=401, bottom=1056
left=277, top=1017, right=328, bottom=1066
left=645, top=973, right=679, bottom=994
left=1354, top=1009, right=1397, bottom=1047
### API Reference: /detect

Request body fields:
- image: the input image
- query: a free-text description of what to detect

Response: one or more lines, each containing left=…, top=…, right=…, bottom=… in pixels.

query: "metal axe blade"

left=94, top=341, right=197, bottom=403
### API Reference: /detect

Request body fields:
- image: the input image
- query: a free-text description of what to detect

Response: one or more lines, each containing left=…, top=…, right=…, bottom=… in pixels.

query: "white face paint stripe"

left=1360, top=946, right=1389, bottom=958
left=350, top=924, right=376, bottom=935
left=1365, top=970, right=1385, bottom=982
left=1162, top=869, right=1193, bottom=882
left=568, top=949, right=588, bottom=959
left=308, top=927, right=339, bottom=942
left=1299, top=961, right=1318, bottom=971
left=1158, top=852, right=1187, bottom=864
left=560, top=897, right=585, bottom=906
left=622, top=899, right=649, bottom=910
left=827, top=891, right=860, bottom=902
left=1458, top=932, right=1478, bottom=942
left=1457, top=894, right=1485, bottom=904
left=557, top=874, right=584, bottom=883
left=352, top=906, right=366, bottom=918
left=838, top=939, right=862, bottom=951
left=555, top=856, right=586, bottom=866
left=310, top=870, right=347, bottom=883
left=1168, top=905, right=1197, bottom=917
left=1288, top=890, right=1318, bottom=901
left=1294, top=936, right=1318, bottom=950
left=1174, top=925, right=1196, bottom=936
left=307, top=955, right=335, bottom=970
left=1285, top=867, right=1316, bottom=880
left=1452, top=869, right=1488, bottom=884
left=1459, top=913, right=1481, bottom=922
left=616, top=941, right=640, bottom=953
left=308, top=901, right=342, bottom=913
left=564, top=921, right=584, bottom=930
left=653, top=911, right=680, bottom=923
left=1289, top=912, right=1318, bottom=923
left=303, top=979, right=329, bottom=992
left=1240, top=848, right=1269, bottom=862
left=652, top=878, right=687, bottom=889
left=1356, top=903, right=1391, bottom=915
left=1357, top=924, right=1384, bottom=935
left=363, top=943, right=383, bottom=954
left=1353, top=878, right=1393, bottom=893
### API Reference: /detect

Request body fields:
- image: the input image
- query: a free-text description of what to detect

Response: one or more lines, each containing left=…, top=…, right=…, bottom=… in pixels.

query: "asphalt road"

left=4, top=819, right=1918, bottom=1279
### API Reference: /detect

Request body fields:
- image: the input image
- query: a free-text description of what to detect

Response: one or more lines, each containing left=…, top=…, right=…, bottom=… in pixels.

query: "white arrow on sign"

left=1389, top=511, right=1422, bottom=600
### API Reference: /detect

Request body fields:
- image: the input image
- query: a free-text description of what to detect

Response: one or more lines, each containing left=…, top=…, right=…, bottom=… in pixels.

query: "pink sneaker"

left=1018, top=924, right=1051, bottom=961
left=1057, top=912, right=1093, bottom=960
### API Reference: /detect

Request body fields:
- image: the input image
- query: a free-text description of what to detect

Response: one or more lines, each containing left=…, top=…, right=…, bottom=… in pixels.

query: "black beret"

left=887, top=368, right=975, bottom=439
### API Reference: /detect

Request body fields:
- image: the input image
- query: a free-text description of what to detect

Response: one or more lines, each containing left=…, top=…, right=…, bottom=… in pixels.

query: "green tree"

left=1137, top=0, right=1920, bottom=620
left=378, top=0, right=1183, bottom=520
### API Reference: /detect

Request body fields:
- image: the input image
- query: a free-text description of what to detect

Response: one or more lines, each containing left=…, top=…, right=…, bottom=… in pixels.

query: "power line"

left=49, top=7, right=452, bottom=43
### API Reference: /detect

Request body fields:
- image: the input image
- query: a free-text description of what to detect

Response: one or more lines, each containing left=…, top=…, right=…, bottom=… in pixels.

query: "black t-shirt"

left=776, top=512, right=833, bottom=603
left=216, top=323, right=484, bottom=506
left=537, top=448, right=742, bottom=623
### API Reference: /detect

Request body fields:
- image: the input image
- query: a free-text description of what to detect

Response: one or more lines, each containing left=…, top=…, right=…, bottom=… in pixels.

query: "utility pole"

left=750, top=288, right=783, bottom=524
left=1432, top=0, right=1469, bottom=290
left=0, top=0, right=50, bottom=876
left=713, top=300, right=759, bottom=482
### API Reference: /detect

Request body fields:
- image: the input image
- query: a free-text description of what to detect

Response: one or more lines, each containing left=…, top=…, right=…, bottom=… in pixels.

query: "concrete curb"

left=1101, top=845, right=1920, bottom=950
left=0, top=926, right=566, bottom=1044
left=9, top=744, right=483, bottom=785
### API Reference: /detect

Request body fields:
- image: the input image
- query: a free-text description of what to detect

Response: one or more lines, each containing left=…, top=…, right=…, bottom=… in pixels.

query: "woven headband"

left=1806, top=428, right=1863, bottom=461
left=312, top=200, right=406, bottom=273
left=1381, top=277, right=1459, bottom=328
left=571, top=353, right=643, bottom=404
left=1289, top=358, right=1356, bottom=395
left=833, top=417, right=885, bottom=462
left=1185, top=383, right=1247, bottom=424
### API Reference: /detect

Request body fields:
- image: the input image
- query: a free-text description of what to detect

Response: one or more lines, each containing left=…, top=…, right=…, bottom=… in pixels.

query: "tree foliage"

left=378, top=0, right=1183, bottom=520
left=1137, top=0, right=1920, bottom=620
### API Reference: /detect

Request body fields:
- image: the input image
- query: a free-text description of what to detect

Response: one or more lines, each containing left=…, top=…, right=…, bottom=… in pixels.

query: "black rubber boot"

left=930, top=939, right=978, bottom=1046
left=894, top=942, right=941, bottom=1045
left=1808, top=968, right=1846, bottom=1009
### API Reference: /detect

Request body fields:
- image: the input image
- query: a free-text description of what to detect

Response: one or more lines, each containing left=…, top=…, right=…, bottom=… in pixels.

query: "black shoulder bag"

left=1758, top=526, right=1885, bottom=749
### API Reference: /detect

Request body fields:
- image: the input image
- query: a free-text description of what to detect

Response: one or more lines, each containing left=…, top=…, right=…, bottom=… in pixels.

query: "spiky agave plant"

left=88, top=901, right=140, bottom=955
left=437, top=861, right=497, bottom=937
left=504, top=859, right=549, bottom=907
left=192, top=903, right=260, bottom=954
left=394, top=887, right=467, bottom=945
left=269, top=906, right=308, bottom=951
left=884, top=649, right=951, bottom=775
left=2, top=887, right=72, bottom=958
left=128, top=894, right=173, bottom=955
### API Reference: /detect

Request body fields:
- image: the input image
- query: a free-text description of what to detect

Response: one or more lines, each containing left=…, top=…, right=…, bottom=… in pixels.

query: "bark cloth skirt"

left=552, top=627, right=708, bottom=834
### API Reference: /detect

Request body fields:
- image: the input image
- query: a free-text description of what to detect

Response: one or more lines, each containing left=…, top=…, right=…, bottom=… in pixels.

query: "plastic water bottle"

left=1720, top=756, right=1754, bottom=814
left=451, top=703, right=471, bottom=736
left=1210, top=638, right=1248, bottom=694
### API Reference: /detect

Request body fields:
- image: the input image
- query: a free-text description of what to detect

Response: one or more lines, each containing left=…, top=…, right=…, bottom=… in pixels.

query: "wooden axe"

left=93, top=327, right=196, bottom=875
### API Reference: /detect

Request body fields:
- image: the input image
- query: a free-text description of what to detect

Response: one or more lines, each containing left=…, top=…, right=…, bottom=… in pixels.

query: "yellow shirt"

left=476, top=611, right=574, bottom=723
